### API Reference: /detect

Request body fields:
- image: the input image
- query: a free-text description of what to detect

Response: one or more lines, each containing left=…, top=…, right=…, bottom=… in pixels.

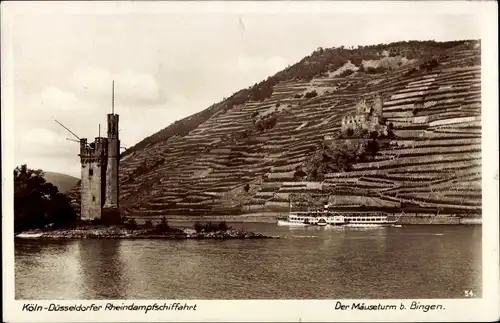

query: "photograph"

left=2, top=1, right=498, bottom=322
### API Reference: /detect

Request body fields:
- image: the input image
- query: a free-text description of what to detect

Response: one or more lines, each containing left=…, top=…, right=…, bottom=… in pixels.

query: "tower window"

left=92, top=196, right=96, bottom=201
left=89, top=169, right=93, bottom=176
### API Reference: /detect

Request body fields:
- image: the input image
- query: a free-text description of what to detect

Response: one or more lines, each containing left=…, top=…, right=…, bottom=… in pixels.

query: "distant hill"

left=44, top=172, right=79, bottom=193
left=67, top=39, right=481, bottom=219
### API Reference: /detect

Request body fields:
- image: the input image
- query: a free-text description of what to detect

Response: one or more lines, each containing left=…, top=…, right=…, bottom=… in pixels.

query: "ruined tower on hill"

left=341, top=94, right=387, bottom=137
left=79, top=82, right=121, bottom=224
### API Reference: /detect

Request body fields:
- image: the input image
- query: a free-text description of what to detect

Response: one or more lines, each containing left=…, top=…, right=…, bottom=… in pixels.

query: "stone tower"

left=371, top=94, right=384, bottom=124
left=79, top=136, right=108, bottom=221
left=78, top=81, right=121, bottom=224
left=102, top=81, right=121, bottom=224
left=102, top=112, right=121, bottom=223
left=373, top=95, right=383, bottom=117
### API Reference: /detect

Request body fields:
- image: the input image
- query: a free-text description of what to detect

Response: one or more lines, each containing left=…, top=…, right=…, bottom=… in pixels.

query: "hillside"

left=43, top=172, right=79, bottom=193
left=67, top=39, right=481, bottom=220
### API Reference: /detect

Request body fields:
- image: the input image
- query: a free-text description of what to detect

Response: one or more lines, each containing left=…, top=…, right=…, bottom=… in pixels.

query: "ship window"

left=89, top=169, right=93, bottom=176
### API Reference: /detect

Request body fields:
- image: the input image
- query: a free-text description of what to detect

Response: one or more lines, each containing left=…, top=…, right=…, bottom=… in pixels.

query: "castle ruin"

left=78, top=89, right=121, bottom=224
left=341, top=95, right=387, bottom=137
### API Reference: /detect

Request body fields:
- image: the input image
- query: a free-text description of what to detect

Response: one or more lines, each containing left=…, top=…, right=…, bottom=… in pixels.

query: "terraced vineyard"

left=67, top=40, right=482, bottom=220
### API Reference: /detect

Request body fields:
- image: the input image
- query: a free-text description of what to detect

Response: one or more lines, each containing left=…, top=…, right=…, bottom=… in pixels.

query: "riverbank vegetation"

left=14, top=164, right=77, bottom=233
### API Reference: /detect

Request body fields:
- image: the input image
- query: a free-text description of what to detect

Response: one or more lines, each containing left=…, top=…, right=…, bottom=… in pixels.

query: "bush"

left=366, top=139, right=380, bottom=158
left=194, top=221, right=204, bottom=233
left=338, top=69, right=354, bottom=77
left=218, top=221, right=229, bottom=231
left=144, top=220, right=153, bottom=229
left=419, top=57, right=440, bottom=71
left=255, top=115, right=278, bottom=132
left=304, top=90, right=318, bottom=99
left=193, top=221, right=230, bottom=233
left=293, top=169, right=308, bottom=180
left=125, top=218, right=138, bottom=230
left=293, top=93, right=302, bottom=99
left=155, top=216, right=170, bottom=233
left=204, top=221, right=217, bottom=232
left=365, top=66, right=387, bottom=74
left=244, top=184, right=250, bottom=192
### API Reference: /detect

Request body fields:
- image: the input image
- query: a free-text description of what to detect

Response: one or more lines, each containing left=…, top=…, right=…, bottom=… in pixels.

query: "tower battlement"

left=79, top=137, right=108, bottom=164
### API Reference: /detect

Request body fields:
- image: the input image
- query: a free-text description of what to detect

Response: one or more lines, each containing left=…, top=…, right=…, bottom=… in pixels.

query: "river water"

left=15, top=223, right=481, bottom=300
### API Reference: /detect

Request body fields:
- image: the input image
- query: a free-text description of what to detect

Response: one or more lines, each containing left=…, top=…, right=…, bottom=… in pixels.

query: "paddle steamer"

left=277, top=203, right=402, bottom=227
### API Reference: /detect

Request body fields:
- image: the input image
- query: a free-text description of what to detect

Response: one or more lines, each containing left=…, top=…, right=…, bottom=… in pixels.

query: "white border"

left=2, top=1, right=499, bottom=322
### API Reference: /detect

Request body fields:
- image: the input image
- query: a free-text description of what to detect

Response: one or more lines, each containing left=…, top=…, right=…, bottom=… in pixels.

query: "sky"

left=2, top=1, right=486, bottom=177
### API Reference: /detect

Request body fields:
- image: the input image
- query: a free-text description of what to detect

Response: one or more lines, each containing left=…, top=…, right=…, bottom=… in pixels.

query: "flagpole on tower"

left=112, top=80, right=115, bottom=115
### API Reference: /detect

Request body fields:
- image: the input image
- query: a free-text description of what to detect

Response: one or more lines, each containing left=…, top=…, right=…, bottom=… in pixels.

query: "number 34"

left=464, top=290, right=476, bottom=297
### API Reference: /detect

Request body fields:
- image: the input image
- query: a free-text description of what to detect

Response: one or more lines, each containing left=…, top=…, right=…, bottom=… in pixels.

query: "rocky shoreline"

left=134, top=214, right=482, bottom=225
left=15, top=226, right=278, bottom=240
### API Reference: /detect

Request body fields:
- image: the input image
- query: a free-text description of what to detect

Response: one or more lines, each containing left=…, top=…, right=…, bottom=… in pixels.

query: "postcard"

left=2, top=1, right=498, bottom=322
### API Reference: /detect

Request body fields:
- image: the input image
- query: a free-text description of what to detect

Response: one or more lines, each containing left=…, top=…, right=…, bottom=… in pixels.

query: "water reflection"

left=15, top=240, right=81, bottom=299
left=76, top=240, right=126, bottom=299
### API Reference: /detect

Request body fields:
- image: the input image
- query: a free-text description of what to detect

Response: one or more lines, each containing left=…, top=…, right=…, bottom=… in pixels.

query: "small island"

left=15, top=219, right=278, bottom=240
left=14, top=165, right=276, bottom=240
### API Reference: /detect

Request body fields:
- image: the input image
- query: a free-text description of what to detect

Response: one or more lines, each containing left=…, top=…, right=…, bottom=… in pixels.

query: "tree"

left=305, top=140, right=368, bottom=179
left=218, top=221, right=229, bottom=231
left=155, top=216, right=170, bottom=233
left=366, top=139, right=380, bottom=159
left=370, top=131, right=379, bottom=139
left=325, top=140, right=368, bottom=171
left=14, top=164, right=77, bottom=232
